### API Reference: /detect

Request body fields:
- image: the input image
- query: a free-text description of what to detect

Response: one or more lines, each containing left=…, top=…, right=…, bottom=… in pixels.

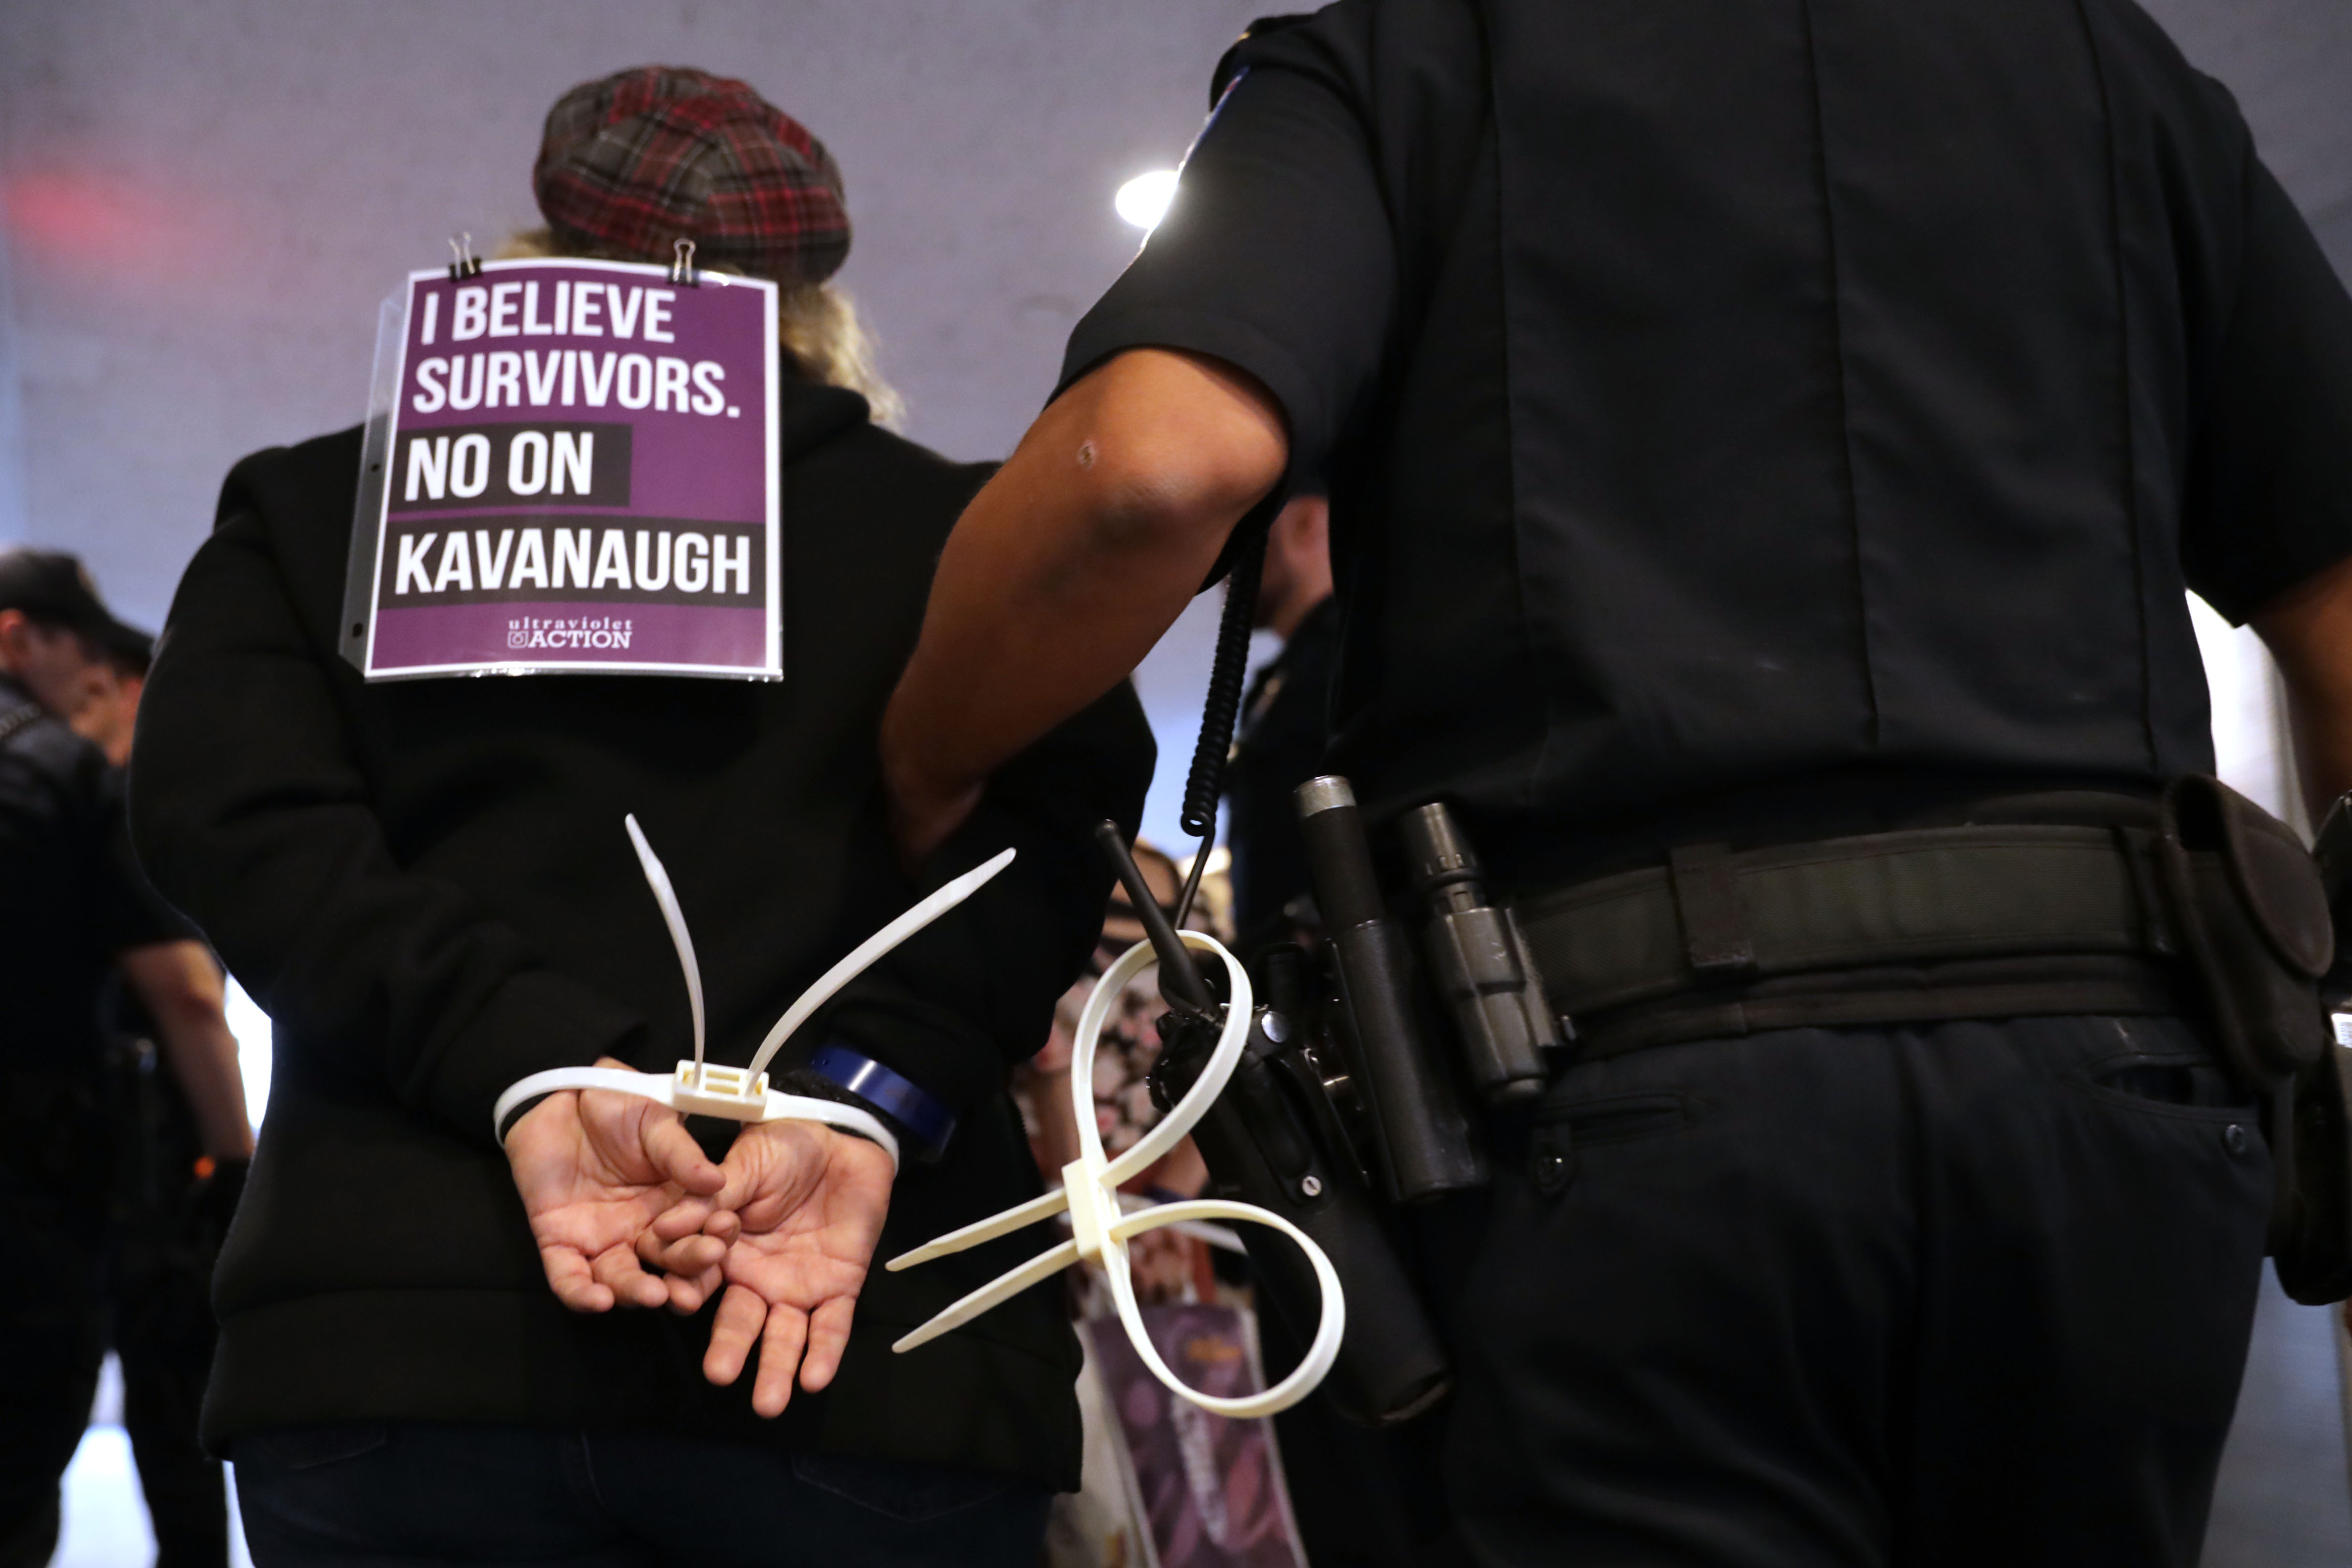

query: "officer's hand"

left=504, top=1059, right=727, bottom=1313
left=646, top=1120, right=893, bottom=1416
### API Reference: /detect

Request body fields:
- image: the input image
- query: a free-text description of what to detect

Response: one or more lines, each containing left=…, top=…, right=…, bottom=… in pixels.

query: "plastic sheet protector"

left=342, top=258, right=781, bottom=680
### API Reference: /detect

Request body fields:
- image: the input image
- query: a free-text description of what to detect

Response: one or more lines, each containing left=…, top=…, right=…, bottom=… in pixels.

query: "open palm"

left=693, top=1121, right=895, bottom=1416
left=505, top=1061, right=726, bottom=1313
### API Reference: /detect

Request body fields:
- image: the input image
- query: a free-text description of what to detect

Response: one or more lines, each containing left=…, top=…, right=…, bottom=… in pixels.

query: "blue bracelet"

left=809, top=1043, right=956, bottom=1159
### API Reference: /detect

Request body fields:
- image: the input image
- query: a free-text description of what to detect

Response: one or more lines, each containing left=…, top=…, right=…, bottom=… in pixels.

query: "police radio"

left=1134, top=505, right=1566, bottom=1425
left=1095, top=824, right=1454, bottom=1427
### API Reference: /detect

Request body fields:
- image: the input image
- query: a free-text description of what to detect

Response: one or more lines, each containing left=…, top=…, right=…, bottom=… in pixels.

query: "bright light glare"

left=1115, top=169, right=1181, bottom=232
left=225, top=977, right=273, bottom=1122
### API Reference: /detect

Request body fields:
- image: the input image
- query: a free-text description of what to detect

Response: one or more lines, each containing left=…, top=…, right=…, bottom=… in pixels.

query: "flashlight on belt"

left=1294, top=777, right=1487, bottom=1202
left=1398, top=801, right=1557, bottom=1106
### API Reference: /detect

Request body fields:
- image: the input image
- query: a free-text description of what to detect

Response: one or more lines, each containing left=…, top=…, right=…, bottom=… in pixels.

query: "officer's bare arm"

left=2254, top=552, right=2352, bottom=807
left=118, top=940, right=256, bottom=1162
left=881, top=346, right=1286, bottom=861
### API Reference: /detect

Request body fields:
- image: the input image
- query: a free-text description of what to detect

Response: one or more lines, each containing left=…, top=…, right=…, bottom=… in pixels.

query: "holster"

left=2151, top=775, right=2351, bottom=1302
left=2269, top=1031, right=2352, bottom=1305
left=1148, top=998, right=1455, bottom=1427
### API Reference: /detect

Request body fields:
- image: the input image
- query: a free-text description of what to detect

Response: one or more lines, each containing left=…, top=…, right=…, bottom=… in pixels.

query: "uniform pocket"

left=1542, top=1090, right=1693, bottom=1146
left=1525, top=1089, right=1695, bottom=1196
left=2071, top=1018, right=2255, bottom=1124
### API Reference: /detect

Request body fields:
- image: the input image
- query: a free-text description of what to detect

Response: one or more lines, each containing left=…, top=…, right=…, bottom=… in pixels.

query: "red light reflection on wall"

left=5, top=168, right=241, bottom=300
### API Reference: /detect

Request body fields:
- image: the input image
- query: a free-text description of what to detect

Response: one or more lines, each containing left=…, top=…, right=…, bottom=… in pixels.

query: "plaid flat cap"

left=535, top=66, right=850, bottom=286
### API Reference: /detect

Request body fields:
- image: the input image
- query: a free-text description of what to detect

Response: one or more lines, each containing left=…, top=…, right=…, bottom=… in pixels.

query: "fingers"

left=799, top=1296, right=858, bottom=1394
left=540, top=1246, right=615, bottom=1313
left=649, top=1194, right=722, bottom=1243
left=666, top=1262, right=724, bottom=1315
left=716, top=1121, right=825, bottom=1225
left=637, top=1225, right=726, bottom=1280
left=644, top=1114, right=726, bottom=1196
left=697, top=1282, right=817, bottom=1417
left=589, top=1240, right=671, bottom=1310
left=753, top=1302, right=811, bottom=1418
left=636, top=1221, right=723, bottom=1315
left=703, top=1283, right=767, bottom=1389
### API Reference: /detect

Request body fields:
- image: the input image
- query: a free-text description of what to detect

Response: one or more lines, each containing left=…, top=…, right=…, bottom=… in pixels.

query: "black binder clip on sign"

left=446, top=232, right=481, bottom=281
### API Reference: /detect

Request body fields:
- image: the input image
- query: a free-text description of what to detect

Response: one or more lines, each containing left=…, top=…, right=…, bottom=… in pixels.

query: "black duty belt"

left=1517, top=825, right=2183, bottom=1055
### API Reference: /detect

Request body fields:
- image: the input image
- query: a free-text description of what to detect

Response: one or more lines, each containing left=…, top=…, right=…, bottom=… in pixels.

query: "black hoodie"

left=130, top=372, right=1153, bottom=1487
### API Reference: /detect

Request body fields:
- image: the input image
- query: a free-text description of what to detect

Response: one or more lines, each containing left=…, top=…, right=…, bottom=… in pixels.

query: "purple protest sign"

left=1083, top=1306, right=1309, bottom=1568
left=348, top=259, right=780, bottom=679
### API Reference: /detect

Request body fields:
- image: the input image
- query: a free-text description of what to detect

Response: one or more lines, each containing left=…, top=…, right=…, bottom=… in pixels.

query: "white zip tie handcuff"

left=883, top=930, right=1346, bottom=1419
left=492, top=815, right=1019, bottom=1171
left=494, top=819, right=1345, bottom=1418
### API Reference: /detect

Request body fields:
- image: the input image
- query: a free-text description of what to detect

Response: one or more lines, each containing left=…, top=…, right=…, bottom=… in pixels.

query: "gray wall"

left=2143, top=0, right=2352, bottom=269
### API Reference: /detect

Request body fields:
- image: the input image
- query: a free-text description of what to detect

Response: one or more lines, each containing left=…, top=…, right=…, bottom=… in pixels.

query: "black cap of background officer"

left=0, top=547, right=154, bottom=669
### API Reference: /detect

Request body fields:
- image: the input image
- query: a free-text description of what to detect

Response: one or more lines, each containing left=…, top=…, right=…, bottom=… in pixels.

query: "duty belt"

left=1516, top=824, right=2184, bottom=1056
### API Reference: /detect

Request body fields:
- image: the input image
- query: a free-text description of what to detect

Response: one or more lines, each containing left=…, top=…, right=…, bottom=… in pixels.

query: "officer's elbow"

left=1082, top=447, right=1275, bottom=559
left=1055, top=348, right=1289, bottom=560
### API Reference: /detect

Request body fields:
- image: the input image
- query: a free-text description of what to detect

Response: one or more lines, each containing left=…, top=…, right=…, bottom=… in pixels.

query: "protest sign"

left=343, top=258, right=780, bottom=679
left=1083, top=1305, right=1309, bottom=1568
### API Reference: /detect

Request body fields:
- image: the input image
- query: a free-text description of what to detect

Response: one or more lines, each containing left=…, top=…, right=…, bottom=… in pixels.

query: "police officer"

left=1223, top=490, right=1338, bottom=951
left=880, top=3, right=2352, bottom=1563
left=0, top=549, right=252, bottom=1568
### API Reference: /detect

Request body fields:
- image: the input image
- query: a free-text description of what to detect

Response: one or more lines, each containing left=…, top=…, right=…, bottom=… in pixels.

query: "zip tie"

left=626, top=815, right=708, bottom=1074
left=885, top=930, right=1345, bottom=1420
left=490, top=820, right=1020, bottom=1173
left=745, top=848, right=1017, bottom=1082
left=493, top=1065, right=901, bottom=1170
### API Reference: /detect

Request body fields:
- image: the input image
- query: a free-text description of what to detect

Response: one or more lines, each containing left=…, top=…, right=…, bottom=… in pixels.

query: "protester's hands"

left=642, top=1120, right=894, bottom=1416
left=505, top=1058, right=727, bottom=1312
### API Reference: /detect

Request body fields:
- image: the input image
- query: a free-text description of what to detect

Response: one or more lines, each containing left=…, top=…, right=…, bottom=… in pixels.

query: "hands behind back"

left=643, top=1120, right=896, bottom=1417
left=506, top=1060, right=728, bottom=1312
left=504, top=1063, right=896, bottom=1418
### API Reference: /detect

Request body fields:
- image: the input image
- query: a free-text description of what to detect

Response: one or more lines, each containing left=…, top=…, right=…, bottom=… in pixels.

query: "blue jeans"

left=232, top=1423, right=1052, bottom=1568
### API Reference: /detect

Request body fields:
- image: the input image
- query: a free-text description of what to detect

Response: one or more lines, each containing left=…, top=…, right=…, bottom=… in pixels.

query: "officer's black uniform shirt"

left=1227, top=595, right=1340, bottom=939
left=0, top=675, right=189, bottom=1076
left=1062, top=0, right=2352, bottom=887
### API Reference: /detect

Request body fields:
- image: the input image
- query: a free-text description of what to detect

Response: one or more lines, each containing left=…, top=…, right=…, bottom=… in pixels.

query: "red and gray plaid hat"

left=534, top=66, right=851, bottom=287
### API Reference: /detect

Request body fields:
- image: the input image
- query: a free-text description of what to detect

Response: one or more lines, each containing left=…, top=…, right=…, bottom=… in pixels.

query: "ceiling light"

left=1115, top=169, right=1180, bottom=232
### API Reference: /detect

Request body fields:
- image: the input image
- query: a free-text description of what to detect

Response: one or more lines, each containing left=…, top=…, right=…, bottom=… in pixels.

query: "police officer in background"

left=881, top=2, right=2352, bottom=1562
left=1218, top=488, right=1427, bottom=1568
left=87, top=622, right=252, bottom=1568
left=0, top=549, right=252, bottom=1568
left=1223, top=489, right=1337, bottom=952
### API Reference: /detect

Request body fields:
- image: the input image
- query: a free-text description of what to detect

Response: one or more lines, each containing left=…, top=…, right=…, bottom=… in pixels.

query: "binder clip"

left=446, top=232, right=482, bottom=281
left=492, top=815, right=1019, bottom=1170
left=670, top=237, right=699, bottom=287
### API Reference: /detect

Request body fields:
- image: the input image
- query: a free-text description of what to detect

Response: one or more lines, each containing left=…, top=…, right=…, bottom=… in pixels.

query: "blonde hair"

left=494, top=226, right=905, bottom=428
